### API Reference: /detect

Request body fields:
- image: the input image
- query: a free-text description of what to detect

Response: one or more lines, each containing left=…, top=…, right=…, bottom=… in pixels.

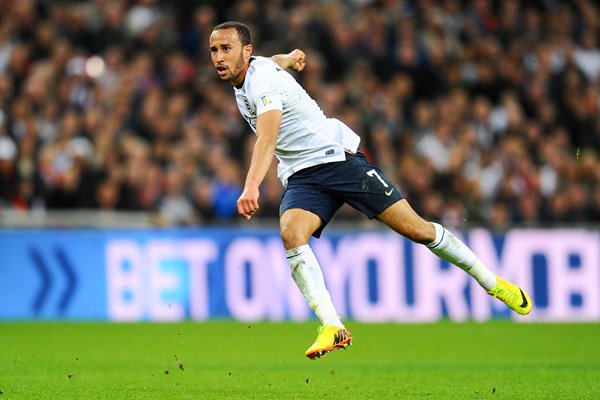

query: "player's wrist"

left=244, top=179, right=261, bottom=191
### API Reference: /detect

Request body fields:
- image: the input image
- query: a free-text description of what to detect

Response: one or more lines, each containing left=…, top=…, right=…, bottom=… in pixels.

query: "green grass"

left=1, top=321, right=599, bottom=399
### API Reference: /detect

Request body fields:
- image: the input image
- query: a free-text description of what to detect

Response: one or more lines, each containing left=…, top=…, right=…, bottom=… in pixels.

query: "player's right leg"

left=377, top=199, right=532, bottom=315
left=280, top=208, right=352, bottom=359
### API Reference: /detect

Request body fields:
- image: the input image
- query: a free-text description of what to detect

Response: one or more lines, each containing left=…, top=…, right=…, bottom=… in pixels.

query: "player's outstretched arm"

left=271, top=49, right=305, bottom=72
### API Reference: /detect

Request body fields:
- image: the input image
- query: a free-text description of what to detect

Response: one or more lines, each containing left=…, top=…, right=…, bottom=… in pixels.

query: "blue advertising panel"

left=0, top=227, right=598, bottom=322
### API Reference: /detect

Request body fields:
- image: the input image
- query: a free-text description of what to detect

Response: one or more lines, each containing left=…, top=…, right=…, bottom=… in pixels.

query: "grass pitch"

left=1, top=321, right=599, bottom=399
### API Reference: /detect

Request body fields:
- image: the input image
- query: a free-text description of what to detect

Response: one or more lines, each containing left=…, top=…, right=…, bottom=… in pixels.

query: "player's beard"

left=225, top=51, right=247, bottom=85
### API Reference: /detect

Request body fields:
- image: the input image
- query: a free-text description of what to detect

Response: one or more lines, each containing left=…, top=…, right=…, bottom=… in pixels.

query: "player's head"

left=210, top=21, right=253, bottom=86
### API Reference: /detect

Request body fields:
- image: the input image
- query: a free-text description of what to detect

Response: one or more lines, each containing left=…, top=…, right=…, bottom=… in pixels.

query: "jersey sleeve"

left=248, top=65, right=284, bottom=115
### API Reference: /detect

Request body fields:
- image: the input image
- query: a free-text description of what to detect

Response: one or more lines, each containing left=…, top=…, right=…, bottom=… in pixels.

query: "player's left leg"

left=331, top=151, right=530, bottom=315
left=336, top=152, right=502, bottom=298
left=377, top=200, right=531, bottom=315
left=377, top=200, right=496, bottom=287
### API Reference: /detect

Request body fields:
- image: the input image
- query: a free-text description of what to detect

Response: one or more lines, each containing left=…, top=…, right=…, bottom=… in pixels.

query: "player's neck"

left=234, top=77, right=245, bottom=89
left=233, top=57, right=254, bottom=88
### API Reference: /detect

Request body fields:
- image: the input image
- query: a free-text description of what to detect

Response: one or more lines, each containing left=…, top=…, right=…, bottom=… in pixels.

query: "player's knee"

left=406, top=222, right=436, bottom=245
left=280, top=223, right=309, bottom=249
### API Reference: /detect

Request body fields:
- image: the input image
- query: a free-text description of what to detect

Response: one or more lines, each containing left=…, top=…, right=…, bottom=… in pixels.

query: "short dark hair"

left=213, top=21, right=252, bottom=46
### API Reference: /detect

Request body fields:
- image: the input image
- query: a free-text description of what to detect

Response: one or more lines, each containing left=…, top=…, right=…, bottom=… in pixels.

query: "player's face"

left=209, top=28, right=252, bottom=86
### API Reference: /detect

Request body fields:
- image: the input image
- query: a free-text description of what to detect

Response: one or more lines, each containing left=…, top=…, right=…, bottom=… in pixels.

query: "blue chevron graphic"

left=29, top=248, right=53, bottom=315
left=55, top=248, right=78, bottom=314
left=29, top=247, right=79, bottom=315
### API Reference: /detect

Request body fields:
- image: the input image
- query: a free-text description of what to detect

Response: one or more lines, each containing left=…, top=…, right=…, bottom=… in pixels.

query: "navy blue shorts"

left=280, top=151, right=404, bottom=237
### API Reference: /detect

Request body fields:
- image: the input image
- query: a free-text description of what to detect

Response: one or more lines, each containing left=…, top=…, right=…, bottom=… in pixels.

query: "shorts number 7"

left=366, top=169, right=389, bottom=188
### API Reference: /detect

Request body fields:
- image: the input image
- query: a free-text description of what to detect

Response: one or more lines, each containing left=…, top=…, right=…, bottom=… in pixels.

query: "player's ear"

left=243, top=44, right=253, bottom=60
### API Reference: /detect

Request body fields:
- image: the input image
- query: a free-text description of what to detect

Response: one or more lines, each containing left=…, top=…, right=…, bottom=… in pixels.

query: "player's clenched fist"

left=237, top=187, right=260, bottom=220
left=287, top=49, right=305, bottom=72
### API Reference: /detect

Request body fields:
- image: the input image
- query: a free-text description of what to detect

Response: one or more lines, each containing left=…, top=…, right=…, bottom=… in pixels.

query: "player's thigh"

left=279, top=208, right=323, bottom=249
left=333, top=151, right=404, bottom=218
left=280, top=175, right=344, bottom=240
left=377, top=199, right=435, bottom=244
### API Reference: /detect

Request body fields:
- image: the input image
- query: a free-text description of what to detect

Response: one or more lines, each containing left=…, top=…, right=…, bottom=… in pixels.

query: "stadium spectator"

left=0, top=0, right=595, bottom=230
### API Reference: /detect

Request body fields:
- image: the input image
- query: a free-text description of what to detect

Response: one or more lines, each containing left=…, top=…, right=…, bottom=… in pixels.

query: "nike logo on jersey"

left=385, top=188, right=394, bottom=196
left=275, top=67, right=283, bottom=71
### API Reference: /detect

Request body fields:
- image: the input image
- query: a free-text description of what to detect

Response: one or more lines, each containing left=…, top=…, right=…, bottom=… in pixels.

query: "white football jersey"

left=233, top=56, right=360, bottom=187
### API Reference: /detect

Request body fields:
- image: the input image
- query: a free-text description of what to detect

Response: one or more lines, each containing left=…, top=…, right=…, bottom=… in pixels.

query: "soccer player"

left=209, top=21, right=531, bottom=359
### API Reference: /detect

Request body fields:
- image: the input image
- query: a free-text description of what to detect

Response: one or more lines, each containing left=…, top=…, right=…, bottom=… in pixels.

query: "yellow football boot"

left=305, top=325, right=352, bottom=359
left=487, top=276, right=532, bottom=315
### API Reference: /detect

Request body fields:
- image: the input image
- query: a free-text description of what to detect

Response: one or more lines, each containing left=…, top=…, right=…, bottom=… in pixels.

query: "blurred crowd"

left=0, top=0, right=598, bottom=230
